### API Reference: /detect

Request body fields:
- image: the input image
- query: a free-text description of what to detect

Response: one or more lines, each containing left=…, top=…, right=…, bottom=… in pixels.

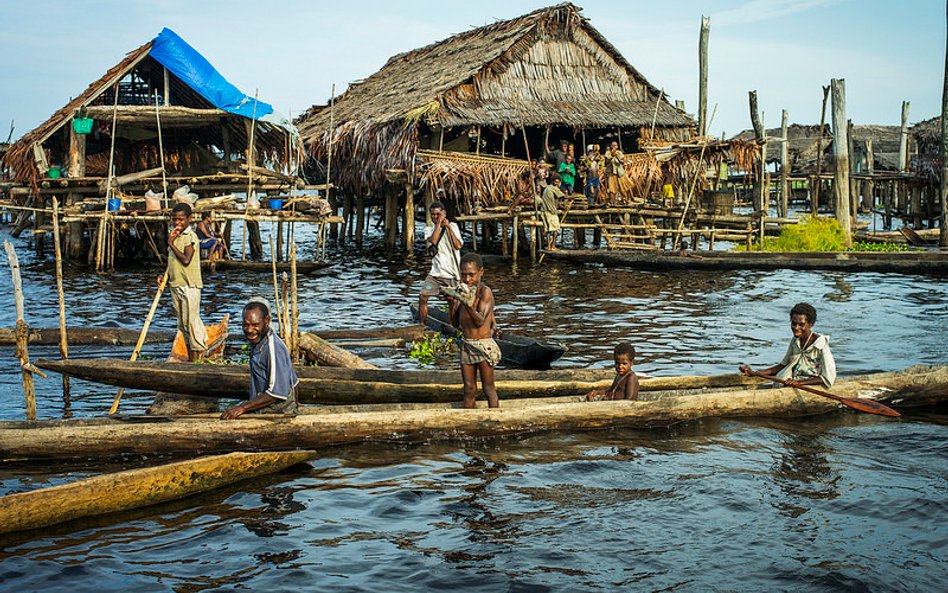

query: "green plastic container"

left=47, top=166, right=62, bottom=179
left=73, top=117, right=93, bottom=135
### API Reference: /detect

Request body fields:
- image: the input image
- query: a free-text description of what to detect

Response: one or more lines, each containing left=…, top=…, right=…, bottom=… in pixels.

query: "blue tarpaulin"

left=149, top=27, right=274, bottom=120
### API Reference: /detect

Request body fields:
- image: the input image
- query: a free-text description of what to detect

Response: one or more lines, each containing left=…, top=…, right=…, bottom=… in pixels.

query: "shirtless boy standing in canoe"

left=445, top=253, right=500, bottom=409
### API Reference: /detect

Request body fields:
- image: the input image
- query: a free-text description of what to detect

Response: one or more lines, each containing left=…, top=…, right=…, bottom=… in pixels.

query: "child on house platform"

left=559, top=154, right=577, bottom=194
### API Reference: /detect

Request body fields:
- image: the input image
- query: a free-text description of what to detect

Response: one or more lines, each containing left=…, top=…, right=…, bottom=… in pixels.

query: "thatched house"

left=732, top=123, right=902, bottom=176
left=2, top=28, right=299, bottom=194
left=296, top=2, right=694, bottom=207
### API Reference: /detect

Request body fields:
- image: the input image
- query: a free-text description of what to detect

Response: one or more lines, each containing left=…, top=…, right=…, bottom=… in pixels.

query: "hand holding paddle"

left=740, top=366, right=900, bottom=417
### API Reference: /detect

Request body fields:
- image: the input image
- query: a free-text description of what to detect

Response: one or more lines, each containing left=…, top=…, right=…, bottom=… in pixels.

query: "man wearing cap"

left=221, top=299, right=299, bottom=419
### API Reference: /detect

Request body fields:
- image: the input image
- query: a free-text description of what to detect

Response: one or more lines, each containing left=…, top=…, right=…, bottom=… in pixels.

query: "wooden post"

left=780, top=109, right=789, bottom=218
left=698, top=16, right=710, bottom=137
left=813, top=85, right=830, bottom=214
left=66, top=120, right=86, bottom=259
left=512, top=215, right=519, bottom=260
left=384, top=187, right=398, bottom=247
left=425, top=185, right=435, bottom=226
left=865, top=138, right=875, bottom=214
left=4, top=242, right=37, bottom=420
left=942, top=7, right=948, bottom=245
left=529, top=220, right=537, bottom=261
left=501, top=220, right=509, bottom=256
left=154, top=91, right=168, bottom=208
left=356, top=194, right=366, bottom=247
left=475, top=126, right=481, bottom=156
left=830, top=79, right=852, bottom=247
left=96, top=84, right=119, bottom=272
left=51, top=198, right=70, bottom=401
left=848, top=119, right=858, bottom=221
left=163, top=67, right=170, bottom=106
left=522, top=125, right=532, bottom=164
left=748, top=91, right=766, bottom=243
left=270, top=236, right=283, bottom=338
left=403, top=181, right=415, bottom=252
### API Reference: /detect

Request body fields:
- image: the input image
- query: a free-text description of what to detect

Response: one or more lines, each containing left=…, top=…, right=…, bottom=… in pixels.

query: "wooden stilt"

left=290, top=243, right=299, bottom=362
left=356, top=195, right=366, bottom=247
left=5, top=242, right=37, bottom=420
left=830, top=78, right=852, bottom=247
left=813, top=85, right=830, bottom=214
left=403, top=181, right=415, bottom=252
left=51, top=198, right=70, bottom=403
left=512, top=215, right=519, bottom=260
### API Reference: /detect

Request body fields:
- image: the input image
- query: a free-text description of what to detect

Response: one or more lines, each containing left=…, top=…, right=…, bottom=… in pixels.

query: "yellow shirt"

left=167, top=226, right=202, bottom=288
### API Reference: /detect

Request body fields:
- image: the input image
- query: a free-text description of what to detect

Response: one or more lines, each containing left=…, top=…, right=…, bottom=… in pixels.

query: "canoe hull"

left=0, top=450, right=317, bottom=535
left=36, top=358, right=764, bottom=404
left=2, top=366, right=945, bottom=461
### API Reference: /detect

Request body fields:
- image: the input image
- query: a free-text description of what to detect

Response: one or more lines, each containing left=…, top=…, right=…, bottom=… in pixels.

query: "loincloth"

left=460, top=338, right=502, bottom=366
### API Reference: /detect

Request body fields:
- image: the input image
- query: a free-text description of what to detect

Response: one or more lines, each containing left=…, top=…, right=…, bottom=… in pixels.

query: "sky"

left=0, top=0, right=944, bottom=142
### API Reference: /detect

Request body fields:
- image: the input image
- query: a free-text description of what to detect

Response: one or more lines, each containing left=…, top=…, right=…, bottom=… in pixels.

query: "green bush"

left=736, top=216, right=905, bottom=252
left=408, top=333, right=457, bottom=365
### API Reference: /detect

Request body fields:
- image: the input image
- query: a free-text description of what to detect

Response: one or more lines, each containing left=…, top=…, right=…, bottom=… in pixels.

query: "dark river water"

left=0, top=220, right=946, bottom=591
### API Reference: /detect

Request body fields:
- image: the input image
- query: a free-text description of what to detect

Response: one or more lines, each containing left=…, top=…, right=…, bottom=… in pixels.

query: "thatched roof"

left=297, top=3, right=692, bottom=134
left=910, top=116, right=942, bottom=182
left=732, top=123, right=902, bottom=173
left=2, top=30, right=297, bottom=188
left=296, top=3, right=693, bottom=195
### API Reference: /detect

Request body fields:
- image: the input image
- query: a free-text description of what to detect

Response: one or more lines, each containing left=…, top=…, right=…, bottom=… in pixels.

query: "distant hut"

left=296, top=2, right=694, bottom=220
left=2, top=28, right=299, bottom=203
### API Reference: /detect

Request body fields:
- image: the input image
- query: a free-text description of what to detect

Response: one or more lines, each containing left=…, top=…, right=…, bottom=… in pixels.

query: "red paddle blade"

left=838, top=396, right=901, bottom=417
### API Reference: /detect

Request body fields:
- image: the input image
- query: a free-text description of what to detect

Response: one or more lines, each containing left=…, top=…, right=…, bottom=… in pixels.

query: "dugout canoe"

left=0, top=450, right=317, bottom=535
left=410, top=304, right=567, bottom=369
left=37, top=358, right=764, bottom=404
left=1, top=366, right=944, bottom=461
left=544, top=249, right=948, bottom=275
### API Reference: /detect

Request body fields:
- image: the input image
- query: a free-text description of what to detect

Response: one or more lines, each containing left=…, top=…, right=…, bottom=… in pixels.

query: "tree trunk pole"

left=5, top=242, right=37, bottom=420
left=403, top=181, right=415, bottom=252
left=748, top=91, right=766, bottom=244
left=941, top=3, right=948, bottom=246
left=698, top=16, right=711, bottom=137
left=780, top=109, right=789, bottom=217
left=813, top=85, right=830, bottom=214
left=290, top=243, right=299, bottom=363
left=831, top=79, right=852, bottom=247
left=52, top=198, right=70, bottom=402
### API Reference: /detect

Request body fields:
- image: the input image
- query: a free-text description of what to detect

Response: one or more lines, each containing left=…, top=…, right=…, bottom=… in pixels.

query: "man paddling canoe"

left=221, top=299, right=299, bottom=419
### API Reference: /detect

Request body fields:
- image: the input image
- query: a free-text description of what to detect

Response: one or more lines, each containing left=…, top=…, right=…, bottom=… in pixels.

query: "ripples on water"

left=0, top=224, right=946, bottom=591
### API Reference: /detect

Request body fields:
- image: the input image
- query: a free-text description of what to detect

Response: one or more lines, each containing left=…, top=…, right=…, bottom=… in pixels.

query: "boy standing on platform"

left=161, top=202, right=207, bottom=361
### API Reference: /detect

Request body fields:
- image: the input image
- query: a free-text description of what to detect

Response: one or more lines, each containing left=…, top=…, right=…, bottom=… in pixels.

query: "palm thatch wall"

left=732, top=123, right=902, bottom=175
left=911, top=116, right=942, bottom=183
left=297, top=2, right=695, bottom=203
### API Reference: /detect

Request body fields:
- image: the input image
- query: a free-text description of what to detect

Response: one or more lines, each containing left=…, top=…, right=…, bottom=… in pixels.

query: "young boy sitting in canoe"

left=586, top=342, right=640, bottom=401
left=444, top=253, right=500, bottom=409
left=739, top=302, right=836, bottom=388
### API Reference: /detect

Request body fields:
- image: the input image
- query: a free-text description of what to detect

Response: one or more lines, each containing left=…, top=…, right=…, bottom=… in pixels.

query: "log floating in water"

left=1, top=366, right=942, bottom=461
left=298, top=332, right=378, bottom=370
left=0, top=327, right=177, bottom=347
left=0, top=450, right=317, bottom=535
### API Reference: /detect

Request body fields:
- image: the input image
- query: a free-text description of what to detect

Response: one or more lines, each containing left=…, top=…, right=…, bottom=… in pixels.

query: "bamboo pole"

left=813, top=85, right=830, bottom=214
left=698, top=16, right=710, bottom=137
left=241, top=90, right=260, bottom=261
left=290, top=243, right=299, bottom=362
left=325, top=84, right=337, bottom=242
left=942, top=4, right=948, bottom=246
left=109, top=274, right=167, bottom=415
left=96, top=84, right=120, bottom=272
left=280, top=272, right=290, bottom=344
left=4, top=241, right=37, bottom=420
left=52, top=198, right=70, bottom=401
left=270, top=236, right=283, bottom=338
left=154, top=91, right=168, bottom=208
left=521, top=125, right=532, bottom=164
left=831, top=79, right=852, bottom=247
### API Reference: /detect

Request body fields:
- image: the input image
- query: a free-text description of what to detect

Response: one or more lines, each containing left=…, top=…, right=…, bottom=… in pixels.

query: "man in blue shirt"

left=221, top=299, right=299, bottom=419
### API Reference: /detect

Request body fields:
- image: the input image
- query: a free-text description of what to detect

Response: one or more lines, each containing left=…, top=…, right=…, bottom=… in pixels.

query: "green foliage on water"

left=736, top=215, right=907, bottom=253
left=408, top=333, right=457, bottom=365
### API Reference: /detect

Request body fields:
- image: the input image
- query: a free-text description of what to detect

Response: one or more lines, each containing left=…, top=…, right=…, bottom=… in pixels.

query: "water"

left=0, top=223, right=946, bottom=591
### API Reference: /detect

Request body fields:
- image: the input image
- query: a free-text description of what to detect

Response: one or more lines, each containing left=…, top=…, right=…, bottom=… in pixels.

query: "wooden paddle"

left=757, top=372, right=901, bottom=417
left=109, top=273, right=168, bottom=415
